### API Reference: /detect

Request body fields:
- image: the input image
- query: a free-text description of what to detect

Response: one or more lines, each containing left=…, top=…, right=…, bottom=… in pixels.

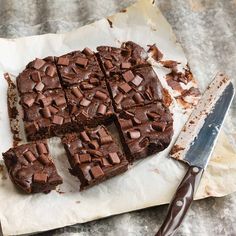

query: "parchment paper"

left=0, top=0, right=236, bottom=235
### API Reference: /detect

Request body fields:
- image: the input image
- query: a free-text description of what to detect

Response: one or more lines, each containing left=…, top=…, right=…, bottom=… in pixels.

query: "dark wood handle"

left=156, top=166, right=204, bottom=236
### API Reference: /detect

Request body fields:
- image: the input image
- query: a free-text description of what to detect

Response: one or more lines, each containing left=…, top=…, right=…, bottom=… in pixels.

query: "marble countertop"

left=0, top=0, right=235, bottom=235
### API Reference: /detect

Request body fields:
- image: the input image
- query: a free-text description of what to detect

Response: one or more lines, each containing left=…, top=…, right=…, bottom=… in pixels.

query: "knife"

left=156, top=72, right=235, bottom=236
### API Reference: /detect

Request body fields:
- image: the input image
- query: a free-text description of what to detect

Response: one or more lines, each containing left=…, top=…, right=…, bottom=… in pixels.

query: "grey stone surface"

left=0, top=0, right=236, bottom=235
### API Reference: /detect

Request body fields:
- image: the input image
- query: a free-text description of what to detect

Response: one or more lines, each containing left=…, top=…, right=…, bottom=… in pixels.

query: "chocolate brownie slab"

left=65, top=80, right=113, bottom=127
left=116, top=103, right=173, bottom=161
left=106, top=66, right=164, bottom=112
left=3, top=140, right=62, bottom=193
left=20, top=89, right=72, bottom=140
left=62, top=125, right=128, bottom=190
left=56, top=49, right=104, bottom=87
left=97, top=41, right=149, bottom=76
left=17, top=57, right=62, bottom=95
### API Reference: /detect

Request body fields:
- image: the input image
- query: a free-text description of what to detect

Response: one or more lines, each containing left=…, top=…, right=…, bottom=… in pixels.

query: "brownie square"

left=97, top=41, right=149, bottom=76
left=62, top=125, right=128, bottom=190
left=17, top=56, right=62, bottom=95
left=2, top=140, right=63, bottom=193
left=116, top=103, right=173, bottom=161
left=56, top=49, right=104, bottom=87
left=65, top=80, right=114, bottom=127
left=106, top=66, right=164, bottom=112
left=20, top=89, right=72, bottom=141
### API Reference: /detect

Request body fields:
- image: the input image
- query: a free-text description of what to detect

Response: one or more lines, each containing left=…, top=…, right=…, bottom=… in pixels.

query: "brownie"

left=17, top=57, right=62, bottom=95
left=97, top=41, right=149, bottom=76
left=115, top=103, right=173, bottom=161
left=56, top=49, right=104, bottom=87
left=65, top=80, right=114, bottom=127
left=2, top=140, right=63, bottom=193
left=106, top=66, right=164, bottom=112
left=20, top=89, right=72, bottom=140
left=62, top=125, right=128, bottom=190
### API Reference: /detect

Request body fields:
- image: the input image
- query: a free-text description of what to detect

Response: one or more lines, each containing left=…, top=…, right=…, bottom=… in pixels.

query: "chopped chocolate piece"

left=62, top=125, right=128, bottom=190
left=20, top=89, right=72, bottom=141
left=116, top=103, right=173, bottom=161
left=56, top=50, right=104, bottom=87
left=97, top=41, right=149, bottom=75
left=17, top=57, right=61, bottom=95
left=36, top=142, right=48, bottom=154
left=64, top=80, right=113, bottom=126
left=57, top=57, right=70, bottom=66
left=82, top=47, right=94, bottom=56
left=107, top=67, right=163, bottom=111
left=122, top=70, right=135, bottom=82
left=2, top=141, right=62, bottom=193
left=147, top=44, right=163, bottom=61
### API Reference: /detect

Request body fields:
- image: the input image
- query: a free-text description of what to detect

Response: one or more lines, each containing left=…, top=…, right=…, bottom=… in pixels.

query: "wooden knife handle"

left=156, top=166, right=204, bottom=236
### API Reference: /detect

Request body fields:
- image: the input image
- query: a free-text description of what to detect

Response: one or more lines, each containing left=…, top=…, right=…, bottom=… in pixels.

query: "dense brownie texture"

left=116, top=103, right=173, bottom=161
left=17, top=57, right=61, bottom=95
left=62, top=125, right=128, bottom=190
left=56, top=49, right=104, bottom=87
left=106, top=67, right=164, bottom=112
left=97, top=41, right=149, bottom=76
left=20, top=89, right=72, bottom=140
left=64, top=80, right=113, bottom=127
left=3, top=140, right=62, bottom=193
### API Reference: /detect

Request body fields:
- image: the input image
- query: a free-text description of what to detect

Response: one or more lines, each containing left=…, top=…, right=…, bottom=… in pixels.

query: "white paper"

left=0, top=1, right=236, bottom=235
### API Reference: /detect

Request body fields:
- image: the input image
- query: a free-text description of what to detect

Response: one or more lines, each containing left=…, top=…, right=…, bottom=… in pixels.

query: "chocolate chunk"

left=72, top=87, right=83, bottom=98
left=57, top=57, right=69, bottom=66
left=119, top=83, right=132, bottom=93
left=34, top=82, right=45, bottom=92
left=114, top=93, right=124, bottom=104
left=49, top=105, right=59, bottom=114
left=122, top=70, right=135, bottom=82
left=90, top=165, right=104, bottom=179
left=145, top=87, right=153, bottom=100
left=147, top=112, right=160, bottom=120
left=37, top=142, right=48, bottom=154
left=100, top=135, right=113, bottom=145
left=104, top=60, right=113, bottom=69
left=80, top=131, right=90, bottom=142
left=52, top=115, right=64, bottom=125
left=120, top=119, right=133, bottom=129
left=24, top=150, right=36, bottom=162
left=82, top=47, right=94, bottom=56
left=38, top=154, right=51, bottom=165
left=87, top=150, right=103, bottom=157
left=80, top=83, right=94, bottom=90
left=152, top=121, right=167, bottom=131
left=97, top=104, right=107, bottom=115
left=31, top=71, right=41, bottom=82
left=89, top=140, right=99, bottom=150
left=24, top=97, right=35, bottom=107
left=132, top=117, right=142, bottom=125
left=33, top=173, right=48, bottom=184
left=79, top=154, right=91, bottom=163
left=73, top=154, right=81, bottom=165
left=95, top=91, right=108, bottom=100
left=55, top=96, right=67, bottom=106
left=76, top=57, right=88, bottom=67
left=131, top=75, right=143, bottom=86
left=133, top=93, right=144, bottom=104
left=46, top=65, right=56, bottom=77
left=127, top=130, right=141, bottom=139
left=102, top=158, right=112, bottom=167
left=80, top=98, right=91, bottom=107
left=33, top=58, right=46, bottom=69
left=121, top=62, right=131, bottom=69
left=108, top=152, right=120, bottom=164
left=39, top=97, right=52, bottom=107
left=41, top=107, right=51, bottom=118
left=123, top=110, right=135, bottom=119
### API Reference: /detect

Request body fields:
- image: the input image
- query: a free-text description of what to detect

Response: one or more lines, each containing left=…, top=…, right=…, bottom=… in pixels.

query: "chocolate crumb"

left=107, top=19, right=113, bottom=28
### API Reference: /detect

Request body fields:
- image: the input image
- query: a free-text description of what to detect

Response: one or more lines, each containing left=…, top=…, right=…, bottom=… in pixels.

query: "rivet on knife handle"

left=156, top=166, right=204, bottom=236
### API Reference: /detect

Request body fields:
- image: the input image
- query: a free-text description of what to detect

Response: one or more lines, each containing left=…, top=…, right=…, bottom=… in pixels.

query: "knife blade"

left=156, top=72, right=235, bottom=236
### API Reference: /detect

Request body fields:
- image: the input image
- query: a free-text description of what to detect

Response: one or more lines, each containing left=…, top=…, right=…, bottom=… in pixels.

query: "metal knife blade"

left=170, top=72, right=235, bottom=169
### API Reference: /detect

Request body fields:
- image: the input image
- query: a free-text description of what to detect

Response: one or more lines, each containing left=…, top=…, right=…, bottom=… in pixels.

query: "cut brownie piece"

left=116, top=103, right=173, bottom=161
left=62, top=125, right=128, bottom=190
left=56, top=49, right=104, bottom=87
left=107, top=67, right=164, bottom=112
left=20, top=89, right=72, bottom=140
left=17, top=56, right=62, bottom=95
left=97, top=41, right=149, bottom=76
left=2, top=140, right=63, bottom=193
left=65, top=80, right=114, bottom=127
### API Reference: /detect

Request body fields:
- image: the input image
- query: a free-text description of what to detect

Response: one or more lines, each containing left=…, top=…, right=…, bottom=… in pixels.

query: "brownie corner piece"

left=2, top=140, right=63, bottom=194
left=62, top=125, right=128, bottom=190
left=116, top=103, right=174, bottom=161
left=17, top=56, right=61, bottom=95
